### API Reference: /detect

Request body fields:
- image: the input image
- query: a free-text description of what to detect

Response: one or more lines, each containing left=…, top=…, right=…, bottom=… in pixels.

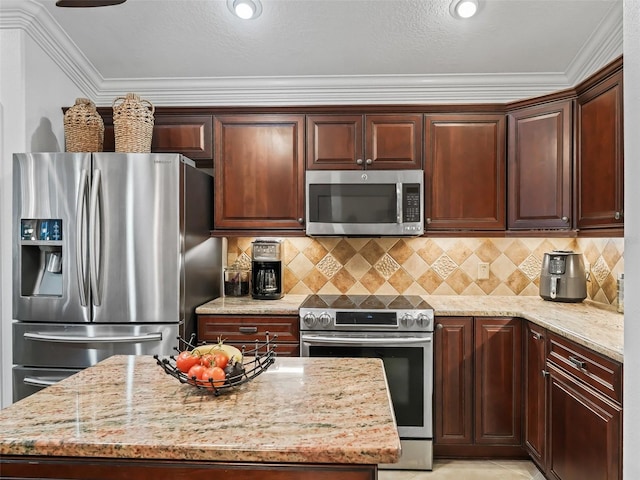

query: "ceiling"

left=4, top=0, right=624, bottom=105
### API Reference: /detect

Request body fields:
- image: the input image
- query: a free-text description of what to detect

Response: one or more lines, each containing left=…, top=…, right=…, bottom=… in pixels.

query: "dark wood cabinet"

left=434, top=317, right=474, bottom=446
left=434, top=316, right=523, bottom=458
left=576, top=67, right=624, bottom=232
left=306, top=114, right=422, bottom=170
left=198, top=314, right=300, bottom=356
left=524, top=322, right=548, bottom=470
left=547, top=364, right=622, bottom=480
left=102, top=113, right=213, bottom=168
left=507, top=100, right=572, bottom=230
left=424, top=114, right=506, bottom=231
left=213, top=115, right=305, bottom=230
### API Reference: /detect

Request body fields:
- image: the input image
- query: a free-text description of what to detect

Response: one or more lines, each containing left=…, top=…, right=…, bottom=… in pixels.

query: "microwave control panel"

left=402, top=184, right=422, bottom=223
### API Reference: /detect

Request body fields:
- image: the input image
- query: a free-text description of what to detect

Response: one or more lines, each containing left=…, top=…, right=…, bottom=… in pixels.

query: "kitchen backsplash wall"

left=226, top=237, right=624, bottom=306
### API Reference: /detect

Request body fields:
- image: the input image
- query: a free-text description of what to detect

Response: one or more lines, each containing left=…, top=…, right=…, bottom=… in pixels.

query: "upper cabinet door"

left=507, top=100, right=572, bottom=230
left=306, top=115, right=363, bottom=170
left=306, top=114, right=422, bottom=170
left=576, top=70, right=624, bottom=231
left=214, top=115, right=305, bottom=230
left=365, top=114, right=423, bottom=169
left=424, top=114, right=506, bottom=231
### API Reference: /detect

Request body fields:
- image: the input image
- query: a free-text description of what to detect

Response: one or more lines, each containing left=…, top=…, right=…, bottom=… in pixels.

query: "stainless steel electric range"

left=299, top=294, right=434, bottom=471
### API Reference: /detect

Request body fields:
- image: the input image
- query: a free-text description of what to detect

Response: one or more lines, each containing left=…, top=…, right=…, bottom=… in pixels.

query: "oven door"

left=300, top=331, right=433, bottom=439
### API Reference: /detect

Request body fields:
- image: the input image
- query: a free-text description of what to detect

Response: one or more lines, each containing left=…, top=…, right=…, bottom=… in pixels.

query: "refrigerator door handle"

left=89, top=169, right=102, bottom=306
left=76, top=168, right=89, bottom=306
left=24, top=332, right=163, bottom=344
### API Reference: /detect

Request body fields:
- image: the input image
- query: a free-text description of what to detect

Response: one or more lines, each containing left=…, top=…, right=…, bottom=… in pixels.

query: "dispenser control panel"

left=21, top=219, right=63, bottom=241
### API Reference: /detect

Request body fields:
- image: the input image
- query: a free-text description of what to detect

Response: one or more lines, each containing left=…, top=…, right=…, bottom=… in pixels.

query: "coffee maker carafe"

left=251, top=239, right=284, bottom=300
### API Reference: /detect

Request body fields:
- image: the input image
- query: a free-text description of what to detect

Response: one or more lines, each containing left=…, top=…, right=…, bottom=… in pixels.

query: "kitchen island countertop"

left=0, top=355, right=400, bottom=467
left=197, top=294, right=623, bottom=362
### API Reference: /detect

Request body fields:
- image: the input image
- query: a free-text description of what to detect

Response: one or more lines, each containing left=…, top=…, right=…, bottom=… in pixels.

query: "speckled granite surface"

left=0, top=355, right=400, bottom=464
left=197, top=294, right=623, bottom=362
left=196, top=294, right=308, bottom=315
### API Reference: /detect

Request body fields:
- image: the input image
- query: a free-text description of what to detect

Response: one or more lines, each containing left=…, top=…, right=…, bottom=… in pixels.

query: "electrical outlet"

left=478, top=262, right=490, bottom=280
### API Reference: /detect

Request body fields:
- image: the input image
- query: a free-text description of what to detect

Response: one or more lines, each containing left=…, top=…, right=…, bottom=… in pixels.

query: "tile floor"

left=379, top=459, right=546, bottom=479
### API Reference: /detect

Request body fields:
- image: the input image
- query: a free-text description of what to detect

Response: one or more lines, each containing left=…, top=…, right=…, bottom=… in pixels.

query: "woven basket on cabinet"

left=63, top=98, right=104, bottom=152
left=112, top=93, right=155, bottom=153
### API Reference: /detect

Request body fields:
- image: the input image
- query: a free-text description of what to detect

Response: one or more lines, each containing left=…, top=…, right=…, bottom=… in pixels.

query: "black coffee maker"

left=251, top=239, right=284, bottom=300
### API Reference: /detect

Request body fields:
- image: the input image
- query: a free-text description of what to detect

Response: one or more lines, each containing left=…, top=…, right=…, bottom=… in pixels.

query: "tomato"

left=201, top=366, right=226, bottom=389
left=213, top=351, right=230, bottom=370
left=199, top=353, right=214, bottom=368
left=186, top=364, right=206, bottom=385
left=175, top=350, right=200, bottom=373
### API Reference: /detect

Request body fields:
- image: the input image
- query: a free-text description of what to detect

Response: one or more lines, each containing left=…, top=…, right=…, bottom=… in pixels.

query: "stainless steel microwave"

left=305, top=170, right=424, bottom=236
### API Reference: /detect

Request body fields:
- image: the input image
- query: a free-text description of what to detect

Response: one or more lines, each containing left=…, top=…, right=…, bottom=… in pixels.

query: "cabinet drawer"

left=198, top=315, right=299, bottom=344
left=223, top=341, right=299, bottom=357
left=547, top=332, right=622, bottom=404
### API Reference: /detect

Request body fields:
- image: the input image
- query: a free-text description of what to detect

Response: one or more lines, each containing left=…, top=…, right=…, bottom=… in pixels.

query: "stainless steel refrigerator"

left=12, top=152, right=221, bottom=401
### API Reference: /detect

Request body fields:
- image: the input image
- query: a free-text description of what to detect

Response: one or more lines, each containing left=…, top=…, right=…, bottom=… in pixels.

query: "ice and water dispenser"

left=19, top=219, right=64, bottom=297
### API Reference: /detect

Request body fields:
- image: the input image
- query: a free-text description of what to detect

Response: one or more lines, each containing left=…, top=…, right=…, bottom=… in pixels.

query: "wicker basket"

left=112, top=93, right=154, bottom=153
left=64, top=98, right=104, bottom=152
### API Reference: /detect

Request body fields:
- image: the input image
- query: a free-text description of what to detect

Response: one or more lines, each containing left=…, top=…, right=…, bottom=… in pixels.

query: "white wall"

left=623, top=0, right=640, bottom=478
left=0, top=29, right=86, bottom=408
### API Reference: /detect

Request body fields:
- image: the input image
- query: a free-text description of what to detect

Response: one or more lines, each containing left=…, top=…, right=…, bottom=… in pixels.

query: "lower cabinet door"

left=524, top=323, right=547, bottom=470
left=548, top=364, right=622, bottom=480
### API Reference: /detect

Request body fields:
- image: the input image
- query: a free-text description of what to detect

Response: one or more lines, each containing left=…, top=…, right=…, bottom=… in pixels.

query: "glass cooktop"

left=300, top=294, right=432, bottom=311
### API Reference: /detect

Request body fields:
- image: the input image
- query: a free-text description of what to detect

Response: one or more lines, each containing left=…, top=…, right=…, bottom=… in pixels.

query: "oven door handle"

left=302, top=335, right=431, bottom=345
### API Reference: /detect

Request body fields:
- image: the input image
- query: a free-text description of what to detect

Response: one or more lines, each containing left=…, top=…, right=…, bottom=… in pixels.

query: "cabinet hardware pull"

left=356, top=159, right=363, bottom=165
left=562, top=216, right=569, bottom=223
left=297, top=218, right=304, bottom=224
left=436, top=323, right=443, bottom=330
left=542, top=370, right=550, bottom=378
left=615, top=211, right=621, bottom=220
left=426, top=218, right=432, bottom=224
left=239, top=326, right=258, bottom=334
left=532, top=331, right=543, bottom=340
left=568, top=356, right=587, bottom=369
left=366, top=158, right=373, bottom=165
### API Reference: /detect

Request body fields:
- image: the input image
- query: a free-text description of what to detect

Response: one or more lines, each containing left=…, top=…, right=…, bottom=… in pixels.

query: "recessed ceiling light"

left=227, top=0, right=262, bottom=20
left=450, top=0, right=479, bottom=19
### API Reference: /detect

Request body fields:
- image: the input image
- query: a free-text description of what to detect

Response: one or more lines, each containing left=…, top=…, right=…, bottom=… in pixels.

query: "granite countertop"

left=0, top=355, right=401, bottom=465
left=197, top=294, right=623, bottom=362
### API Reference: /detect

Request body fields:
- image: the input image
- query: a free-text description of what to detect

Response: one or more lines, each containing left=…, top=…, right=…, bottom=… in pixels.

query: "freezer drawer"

left=13, top=366, right=81, bottom=402
left=13, top=322, right=179, bottom=368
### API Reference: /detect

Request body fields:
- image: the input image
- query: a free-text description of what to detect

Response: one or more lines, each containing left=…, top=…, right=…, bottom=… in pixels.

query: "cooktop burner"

left=300, top=294, right=432, bottom=311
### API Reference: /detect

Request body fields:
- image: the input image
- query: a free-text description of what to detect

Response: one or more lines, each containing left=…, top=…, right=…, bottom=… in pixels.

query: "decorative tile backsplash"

left=226, top=237, right=624, bottom=306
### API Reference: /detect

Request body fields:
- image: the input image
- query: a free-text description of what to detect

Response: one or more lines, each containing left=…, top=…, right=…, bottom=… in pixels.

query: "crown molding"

left=0, top=0, right=623, bottom=107
left=565, top=1, right=623, bottom=85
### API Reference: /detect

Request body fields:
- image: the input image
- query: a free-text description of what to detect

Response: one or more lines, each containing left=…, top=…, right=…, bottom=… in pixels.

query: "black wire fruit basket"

left=154, top=333, right=277, bottom=396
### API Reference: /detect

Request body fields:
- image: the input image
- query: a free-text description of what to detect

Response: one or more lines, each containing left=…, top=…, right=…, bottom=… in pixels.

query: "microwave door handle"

left=396, top=183, right=403, bottom=223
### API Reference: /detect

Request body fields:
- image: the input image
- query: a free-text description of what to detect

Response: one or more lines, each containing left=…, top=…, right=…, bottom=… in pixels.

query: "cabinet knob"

left=426, top=218, right=432, bottom=224
left=356, top=159, right=363, bottom=165
left=366, top=158, right=373, bottom=165
left=614, top=211, right=621, bottom=220
left=436, top=323, right=443, bottom=330
left=298, top=217, right=304, bottom=224
left=561, top=216, right=569, bottom=223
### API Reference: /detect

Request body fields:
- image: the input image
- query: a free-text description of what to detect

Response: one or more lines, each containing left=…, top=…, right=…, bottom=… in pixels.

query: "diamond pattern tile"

left=229, top=236, right=623, bottom=306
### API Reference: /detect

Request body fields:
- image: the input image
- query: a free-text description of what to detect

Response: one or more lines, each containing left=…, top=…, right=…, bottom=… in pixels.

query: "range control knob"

left=303, top=313, right=317, bottom=328
left=416, top=313, right=431, bottom=329
left=400, top=313, right=414, bottom=328
left=318, top=312, right=332, bottom=328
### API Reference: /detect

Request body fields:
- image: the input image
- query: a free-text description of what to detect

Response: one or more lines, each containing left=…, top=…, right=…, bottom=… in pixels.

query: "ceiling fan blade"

left=55, top=0, right=127, bottom=6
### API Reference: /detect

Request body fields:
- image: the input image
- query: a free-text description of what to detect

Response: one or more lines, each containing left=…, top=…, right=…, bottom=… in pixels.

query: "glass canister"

left=224, top=266, right=250, bottom=297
